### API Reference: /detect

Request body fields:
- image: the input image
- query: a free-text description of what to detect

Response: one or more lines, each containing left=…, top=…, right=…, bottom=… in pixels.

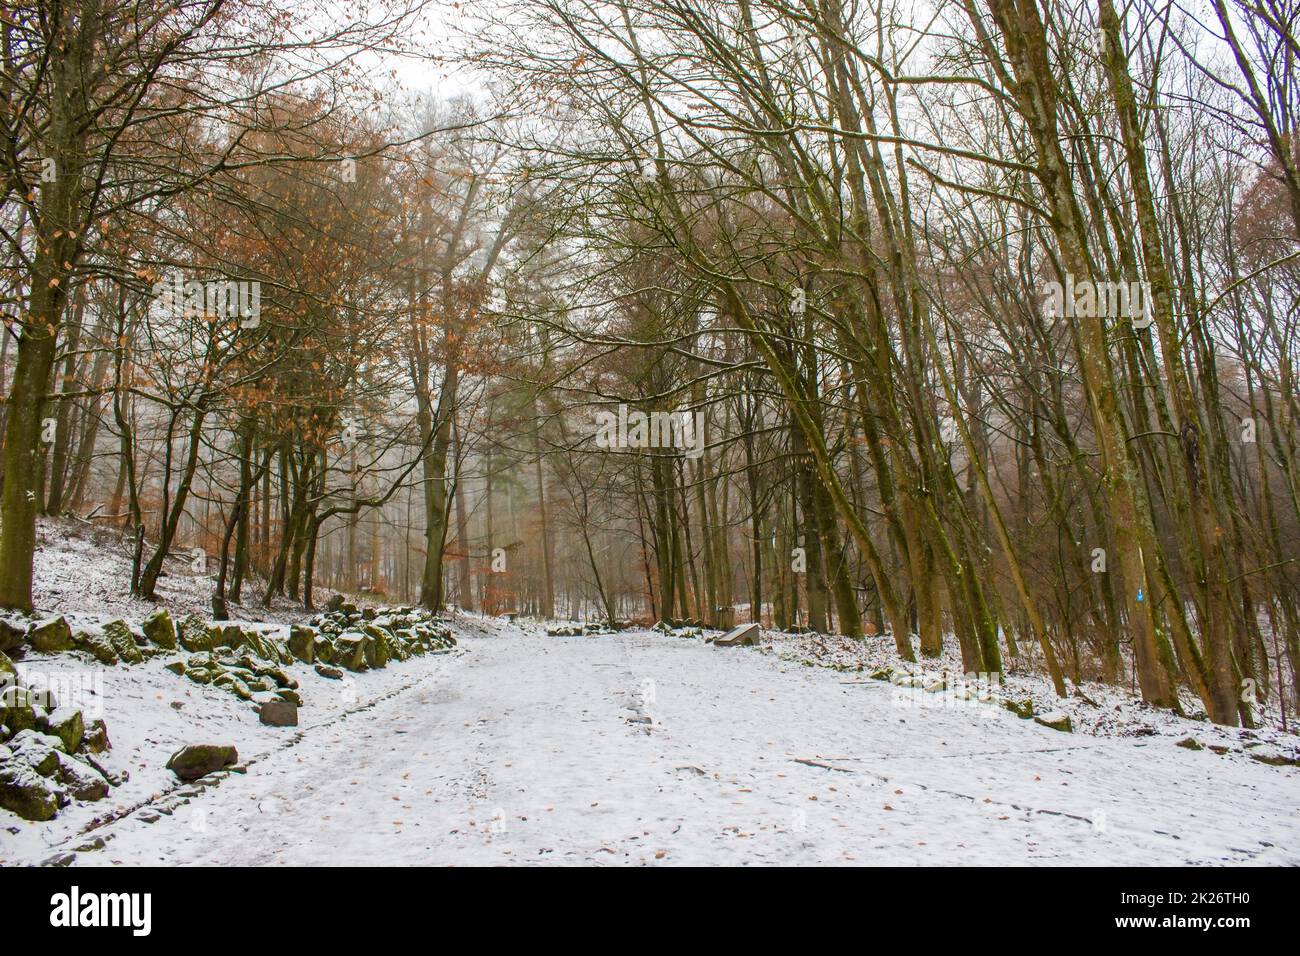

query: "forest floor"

left=6, top=619, right=1298, bottom=866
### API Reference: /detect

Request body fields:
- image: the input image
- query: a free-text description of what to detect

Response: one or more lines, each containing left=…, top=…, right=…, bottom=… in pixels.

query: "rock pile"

left=155, top=603, right=455, bottom=722
left=651, top=621, right=704, bottom=639
left=0, top=653, right=119, bottom=821
left=9, top=611, right=175, bottom=666
left=546, top=621, right=629, bottom=637
left=306, top=603, right=456, bottom=674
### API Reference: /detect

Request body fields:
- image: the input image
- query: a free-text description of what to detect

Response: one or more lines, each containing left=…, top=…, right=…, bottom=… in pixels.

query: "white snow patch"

left=3, top=626, right=1293, bottom=866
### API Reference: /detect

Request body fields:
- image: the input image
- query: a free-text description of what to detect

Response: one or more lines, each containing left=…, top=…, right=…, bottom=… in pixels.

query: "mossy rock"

left=332, top=633, right=369, bottom=672
left=313, top=635, right=335, bottom=662
left=261, top=666, right=296, bottom=690
left=177, top=615, right=221, bottom=653
left=362, top=626, right=390, bottom=669
left=0, top=650, right=18, bottom=687
left=1003, top=698, right=1034, bottom=719
left=41, top=707, right=84, bottom=753
left=0, top=618, right=25, bottom=654
left=70, top=629, right=118, bottom=665
left=103, top=620, right=144, bottom=665
left=1033, top=712, right=1073, bottom=732
left=165, top=743, right=238, bottom=781
left=1, top=687, right=43, bottom=734
left=7, top=728, right=65, bottom=775
left=1249, top=752, right=1300, bottom=767
left=142, top=609, right=177, bottom=649
left=1176, top=737, right=1204, bottom=751
left=212, top=673, right=252, bottom=700
left=185, top=667, right=214, bottom=685
left=164, top=660, right=186, bottom=676
left=82, top=719, right=111, bottom=754
left=54, top=751, right=109, bottom=801
left=27, top=616, right=73, bottom=654
left=0, top=760, right=64, bottom=820
left=288, top=625, right=316, bottom=664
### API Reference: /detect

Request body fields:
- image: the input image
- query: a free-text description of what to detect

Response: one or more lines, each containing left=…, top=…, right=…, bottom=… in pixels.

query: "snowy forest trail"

left=82, top=628, right=1299, bottom=866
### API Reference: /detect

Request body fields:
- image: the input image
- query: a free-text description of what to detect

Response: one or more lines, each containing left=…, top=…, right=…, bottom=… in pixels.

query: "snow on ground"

left=1, top=617, right=492, bottom=866
left=32, top=517, right=319, bottom=624
left=5, top=623, right=1296, bottom=866
left=764, top=629, right=1300, bottom=757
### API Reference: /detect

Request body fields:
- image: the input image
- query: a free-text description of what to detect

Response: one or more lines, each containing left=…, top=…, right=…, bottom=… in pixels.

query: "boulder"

left=242, top=628, right=290, bottom=665
left=332, top=632, right=369, bottom=672
left=54, top=752, right=109, bottom=801
left=1004, top=698, right=1035, bottom=719
left=71, top=629, right=118, bottom=665
left=274, top=688, right=302, bottom=706
left=7, top=728, right=64, bottom=775
left=212, top=673, right=252, bottom=700
left=0, top=649, right=18, bottom=687
left=0, top=618, right=26, bottom=654
left=257, top=700, right=298, bottom=727
left=288, top=625, right=316, bottom=664
left=81, top=718, right=111, bottom=754
left=81, top=751, right=124, bottom=786
left=178, top=615, right=221, bottom=653
left=141, top=609, right=177, bottom=649
left=362, top=625, right=390, bottom=669
left=164, top=660, right=186, bottom=676
left=103, top=620, right=144, bottom=664
left=0, top=686, right=43, bottom=734
left=265, top=666, right=297, bottom=690
left=314, top=663, right=343, bottom=680
left=165, top=743, right=238, bottom=781
left=713, top=623, right=761, bottom=648
left=233, top=655, right=295, bottom=690
left=42, top=707, right=84, bottom=753
left=27, top=616, right=73, bottom=654
left=0, top=760, right=64, bottom=820
left=313, top=635, right=334, bottom=662
left=1033, top=712, right=1073, bottom=733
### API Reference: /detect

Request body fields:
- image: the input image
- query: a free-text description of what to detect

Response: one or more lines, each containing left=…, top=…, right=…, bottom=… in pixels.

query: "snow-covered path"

left=80, top=628, right=1298, bottom=866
